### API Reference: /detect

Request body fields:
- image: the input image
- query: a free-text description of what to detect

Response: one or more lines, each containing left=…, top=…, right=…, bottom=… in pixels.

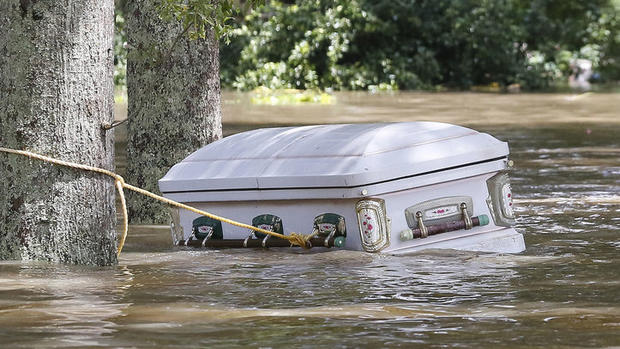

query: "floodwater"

left=1, top=92, right=619, bottom=347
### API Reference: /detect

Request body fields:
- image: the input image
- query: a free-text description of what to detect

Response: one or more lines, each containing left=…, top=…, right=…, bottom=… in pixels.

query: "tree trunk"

left=125, top=1, right=222, bottom=224
left=0, top=1, right=117, bottom=265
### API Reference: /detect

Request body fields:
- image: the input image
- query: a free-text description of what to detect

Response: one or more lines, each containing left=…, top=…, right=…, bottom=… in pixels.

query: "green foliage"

left=158, top=0, right=265, bottom=42
left=223, top=1, right=366, bottom=90
left=222, top=0, right=530, bottom=91
left=518, top=0, right=620, bottom=84
left=113, top=0, right=619, bottom=90
left=221, top=0, right=620, bottom=91
left=352, top=0, right=527, bottom=89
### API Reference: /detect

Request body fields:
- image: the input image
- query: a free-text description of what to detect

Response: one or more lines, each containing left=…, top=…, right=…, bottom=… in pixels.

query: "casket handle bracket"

left=415, top=211, right=428, bottom=238
left=461, top=202, right=473, bottom=230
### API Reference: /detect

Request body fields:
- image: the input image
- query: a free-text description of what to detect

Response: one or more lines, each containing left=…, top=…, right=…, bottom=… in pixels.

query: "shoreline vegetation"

left=113, top=0, right=620, bottom=99
left=114, top=81, right=619, bottom=109
left=113, top=90, right=620, bottom=126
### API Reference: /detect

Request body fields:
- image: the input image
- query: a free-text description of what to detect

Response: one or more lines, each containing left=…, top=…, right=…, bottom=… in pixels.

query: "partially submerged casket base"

left=159, top=122, right=525, bottom=254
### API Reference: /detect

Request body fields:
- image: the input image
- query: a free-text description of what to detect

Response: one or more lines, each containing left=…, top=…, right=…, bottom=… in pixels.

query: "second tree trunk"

left=125, top=1, right=222, bottom=224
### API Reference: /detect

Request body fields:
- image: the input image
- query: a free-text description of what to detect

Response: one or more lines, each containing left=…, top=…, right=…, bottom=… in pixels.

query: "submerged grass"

left=249, top=87, right=335, bottom=105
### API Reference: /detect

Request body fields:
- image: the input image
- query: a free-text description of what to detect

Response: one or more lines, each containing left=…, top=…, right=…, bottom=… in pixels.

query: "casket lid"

left=158, top=122, right=509, bottom=193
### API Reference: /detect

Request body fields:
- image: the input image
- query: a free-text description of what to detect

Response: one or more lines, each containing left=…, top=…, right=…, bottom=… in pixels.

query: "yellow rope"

left=0, top=147, right=314, bottom=255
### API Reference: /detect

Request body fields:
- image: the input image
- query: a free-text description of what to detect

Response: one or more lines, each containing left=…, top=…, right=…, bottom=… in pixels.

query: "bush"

left=220, top=0, right=620, bottom=91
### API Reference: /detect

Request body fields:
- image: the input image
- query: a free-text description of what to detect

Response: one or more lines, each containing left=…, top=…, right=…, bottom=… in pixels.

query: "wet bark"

left=0, top=1, right=117, bottom=265
left=124, top=1, right=222, bottom=224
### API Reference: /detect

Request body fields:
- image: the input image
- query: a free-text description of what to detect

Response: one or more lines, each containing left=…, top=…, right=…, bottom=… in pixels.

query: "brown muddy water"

left=1, top=92, right=619, bottom=348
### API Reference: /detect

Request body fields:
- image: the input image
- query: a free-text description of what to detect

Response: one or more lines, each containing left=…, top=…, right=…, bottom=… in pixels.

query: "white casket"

left=159, top=122, right=525, bottom=254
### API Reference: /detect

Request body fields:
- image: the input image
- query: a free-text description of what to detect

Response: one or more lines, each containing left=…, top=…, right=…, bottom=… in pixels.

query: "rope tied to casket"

left=0, top=147, right=315, bottom=255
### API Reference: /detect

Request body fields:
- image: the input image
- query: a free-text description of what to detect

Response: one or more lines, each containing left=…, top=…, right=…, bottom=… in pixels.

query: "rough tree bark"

left=125, top=1, right=222, bottom=224
left=0, top=1, right=117, bottom=265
